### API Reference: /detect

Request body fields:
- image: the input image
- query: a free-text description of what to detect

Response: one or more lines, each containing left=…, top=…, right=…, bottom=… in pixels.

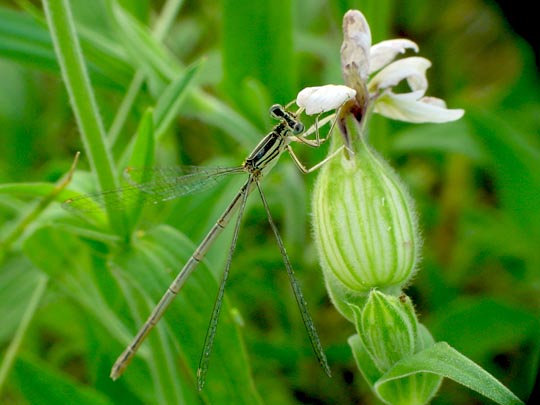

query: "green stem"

left=42, top=0, right=125, bottom=235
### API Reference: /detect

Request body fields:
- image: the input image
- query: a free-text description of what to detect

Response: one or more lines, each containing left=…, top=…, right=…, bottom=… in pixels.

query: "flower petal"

left=418, top=96, right=448, bottom=108
left=341, top=10, right=371, bottom=83
left=369, top=57, right=431, bottom=95
left=374, top=92, right=465, bottom=123
left=369, top=39, right=419, bottom=74
left=297, top=85, right=357, bottom=115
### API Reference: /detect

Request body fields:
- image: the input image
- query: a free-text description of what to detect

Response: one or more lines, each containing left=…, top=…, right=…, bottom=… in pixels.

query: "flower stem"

left=43, top=0, right=126, bottom=235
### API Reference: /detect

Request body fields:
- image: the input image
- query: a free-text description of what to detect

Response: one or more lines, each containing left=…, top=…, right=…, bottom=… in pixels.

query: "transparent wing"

left=63, top=166, right=245, bottom=213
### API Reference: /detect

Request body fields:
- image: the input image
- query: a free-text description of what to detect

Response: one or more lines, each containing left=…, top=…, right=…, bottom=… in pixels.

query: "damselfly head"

left=269, top=104, right=286, bottom=119
left=269, top=104, right=304, bottom=134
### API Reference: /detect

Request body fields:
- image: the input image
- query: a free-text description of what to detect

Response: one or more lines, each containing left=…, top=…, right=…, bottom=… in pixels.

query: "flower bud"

left=312, top=116, right=420, bottom=320
left=348, top=292, right=442, bottom=405
left=341, top=9, right=371, bottom=115
left=352, top=291, right=417, bottom=372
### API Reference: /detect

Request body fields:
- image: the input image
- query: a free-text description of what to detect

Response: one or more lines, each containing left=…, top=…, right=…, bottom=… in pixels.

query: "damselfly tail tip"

left=110, top=351, right=132, bottom=381
left=110, top=367, right=121, bottom=381
left=110, top=362, right=124, bottom=381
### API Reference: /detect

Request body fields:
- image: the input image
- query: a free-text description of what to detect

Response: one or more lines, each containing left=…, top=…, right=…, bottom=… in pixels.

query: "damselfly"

left=64, top=103, right=338, bottom=390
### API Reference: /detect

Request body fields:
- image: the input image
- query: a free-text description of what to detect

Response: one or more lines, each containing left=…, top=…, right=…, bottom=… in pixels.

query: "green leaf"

left=75, top=25, right=133, bottom=88
left=378, top=342, right=523, bottom=405
left=0, top=182, right=64, bottom=200
left=349, top=333, right=381, bottom=387
left=349, top=325, right=442, bottom=405
left=126, top=107, right=155, bottom=175
left=0, top=153, right=85, bottom=251
left=0, top=261, right=43, bottom=346
left=429, top=298, right=539, bottom=399
left=184, top=91, right=261, bottom=150
left=350, top=319, right=524, bottom=405
left=22, top=226, right=132, bottom=347
left=0, top=269, right=47, bottom=392
left=20, top=223, right=165, bottom=400
left=153, top=60, right=203, bottom=140
left=117, top=61, right=201, bottom=168
left=116, top=0, right=151, bottom=24
left=0, top=7, right=58, bottom=71
left=111, top=2, right=181, bottom=85
left=124, top=108, right=155, bottom=228
left=12, top=355, right=114, bottom=405
left=0, top=6, right=131, bottom=89
left=106, top=0, right=186, bottom=146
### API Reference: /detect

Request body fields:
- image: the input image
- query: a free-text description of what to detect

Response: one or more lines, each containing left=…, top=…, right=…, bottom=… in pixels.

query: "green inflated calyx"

left=312, top=114, right=420, bottom=320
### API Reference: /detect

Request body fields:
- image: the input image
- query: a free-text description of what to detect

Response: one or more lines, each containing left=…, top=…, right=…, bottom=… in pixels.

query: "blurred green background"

left=1, top=0, right=539, bottom=404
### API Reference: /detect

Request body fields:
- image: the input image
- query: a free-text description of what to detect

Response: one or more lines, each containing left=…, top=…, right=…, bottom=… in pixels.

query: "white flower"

left=297, top=10, right=464, bottom=124
left=297, top=85, right=356, bottom=115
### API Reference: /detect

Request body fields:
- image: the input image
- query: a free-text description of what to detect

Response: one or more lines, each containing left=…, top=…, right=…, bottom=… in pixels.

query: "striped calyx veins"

left=312, top=131, right=420, bottom=296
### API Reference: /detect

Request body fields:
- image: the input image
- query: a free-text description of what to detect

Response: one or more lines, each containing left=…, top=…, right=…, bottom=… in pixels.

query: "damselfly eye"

left=269, top=104, right=285, bottom=119
left=292, top=122, right=304, bottom=134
